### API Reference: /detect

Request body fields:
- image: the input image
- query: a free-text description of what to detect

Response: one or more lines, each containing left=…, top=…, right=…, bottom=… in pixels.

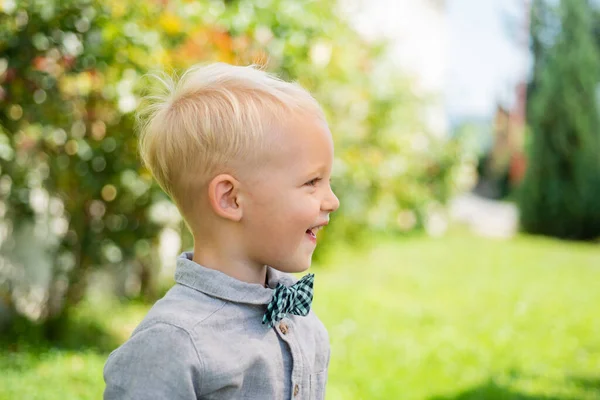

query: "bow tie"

left=262, top=273, right=315, bottom=328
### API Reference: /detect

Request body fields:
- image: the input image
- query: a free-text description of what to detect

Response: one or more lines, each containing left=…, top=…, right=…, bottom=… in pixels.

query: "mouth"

left=305, top=228, right=318, bottom=241
left=305, top=222, right=327, bottom=243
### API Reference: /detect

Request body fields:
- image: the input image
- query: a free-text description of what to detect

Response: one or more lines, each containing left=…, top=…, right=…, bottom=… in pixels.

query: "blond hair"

left=137, top=63, right=325, bottom=226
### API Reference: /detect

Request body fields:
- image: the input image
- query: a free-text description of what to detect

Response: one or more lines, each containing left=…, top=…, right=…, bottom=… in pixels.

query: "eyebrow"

left=304, top=165, right=326, bottom=177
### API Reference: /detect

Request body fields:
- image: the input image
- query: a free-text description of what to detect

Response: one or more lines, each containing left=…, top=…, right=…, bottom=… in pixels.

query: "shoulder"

left=138, top=283, right=228, bottom=332
left=108, top=322, right=201, bottom=363
left=103, top=322, right=204, bottom=399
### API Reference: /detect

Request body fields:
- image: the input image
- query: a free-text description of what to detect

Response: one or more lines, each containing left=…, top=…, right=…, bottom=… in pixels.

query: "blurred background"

left=1, top=0, right=599, bottom=399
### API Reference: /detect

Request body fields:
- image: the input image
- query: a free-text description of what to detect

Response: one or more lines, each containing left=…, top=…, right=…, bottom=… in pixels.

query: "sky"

left=345, top=0, right=532, bottom=128
left=446, top=0, right=531, bottom=123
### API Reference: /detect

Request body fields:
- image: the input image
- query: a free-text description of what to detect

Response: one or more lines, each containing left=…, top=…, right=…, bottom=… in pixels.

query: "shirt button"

left=293, top=384, right=300, bottom=397
left=279, top=322, right=288, bottom=335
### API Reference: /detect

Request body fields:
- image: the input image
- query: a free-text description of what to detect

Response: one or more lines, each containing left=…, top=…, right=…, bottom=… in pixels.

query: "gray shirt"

left=103, top=252, right=330, bottom=400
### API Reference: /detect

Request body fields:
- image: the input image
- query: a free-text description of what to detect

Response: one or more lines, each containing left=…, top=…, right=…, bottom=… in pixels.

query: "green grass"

left=317, top=233, right=600, bottom=399
left=0, top=301, right=149, bottom=400
left=1, top=232, right=599, bottom=399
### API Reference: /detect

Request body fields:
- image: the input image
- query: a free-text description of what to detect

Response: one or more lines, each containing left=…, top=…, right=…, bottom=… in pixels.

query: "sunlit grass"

left=1, top=232, right=599, bottom=399
left=0, top=301, right=148, bottom=400
left=317, top=233, right=600, bottom=399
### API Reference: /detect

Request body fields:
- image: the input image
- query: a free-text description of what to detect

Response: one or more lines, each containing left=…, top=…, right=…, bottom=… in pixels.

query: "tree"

left=161, top=0, right=468, bottom=244
left=0, top=0, right=167, bottom=336
left=592, top=3, right=600, bottom=51
left=1, top=0, right=466, bottom=338
left=519, top=0, right=600, bottom=239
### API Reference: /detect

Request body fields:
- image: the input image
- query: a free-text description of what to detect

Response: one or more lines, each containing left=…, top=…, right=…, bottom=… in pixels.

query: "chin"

left=276, top=264, right=311, bottom=274
left=291, top=264, right=312, bottom=273
left=271, top=257, right=312, bottom=274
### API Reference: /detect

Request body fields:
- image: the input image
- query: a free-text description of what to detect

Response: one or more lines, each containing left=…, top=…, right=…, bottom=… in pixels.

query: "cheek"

left=289, top=196, right=321, bottom=223
left=243, top=195, right=288, bottom=231
left=244, top=188, right=319, bottom=230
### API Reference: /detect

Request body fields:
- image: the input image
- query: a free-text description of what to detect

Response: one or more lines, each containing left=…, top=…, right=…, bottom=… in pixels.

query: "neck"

left=192, top=242, right=267, bottom=286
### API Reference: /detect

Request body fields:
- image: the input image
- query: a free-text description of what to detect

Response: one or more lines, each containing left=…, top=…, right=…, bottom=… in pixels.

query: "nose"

left=321, top=186, right=340, bottom=213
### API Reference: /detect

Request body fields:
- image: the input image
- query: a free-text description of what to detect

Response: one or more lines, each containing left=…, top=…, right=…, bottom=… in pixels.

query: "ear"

left=207, top=174, right=243, bottom=222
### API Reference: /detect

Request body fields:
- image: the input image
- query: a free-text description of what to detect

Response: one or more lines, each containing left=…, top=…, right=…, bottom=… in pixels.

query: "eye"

left=305, top=178, right=320, bottom=187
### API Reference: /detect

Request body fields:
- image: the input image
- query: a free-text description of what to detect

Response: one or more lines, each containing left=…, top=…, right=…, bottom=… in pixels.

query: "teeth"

left=307, top=225, right=324, bottom=237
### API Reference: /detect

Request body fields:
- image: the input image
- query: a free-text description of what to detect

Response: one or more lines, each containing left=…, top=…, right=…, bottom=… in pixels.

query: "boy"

left=103, top=63, right=340, bottom=400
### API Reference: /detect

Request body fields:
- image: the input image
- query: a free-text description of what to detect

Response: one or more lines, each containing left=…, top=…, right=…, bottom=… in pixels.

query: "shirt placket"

left=275, top=317, right=309, bottom=400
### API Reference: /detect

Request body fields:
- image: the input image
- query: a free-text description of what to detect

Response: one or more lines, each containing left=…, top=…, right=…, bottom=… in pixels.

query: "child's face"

left=240, top=116, right=340, bottom=273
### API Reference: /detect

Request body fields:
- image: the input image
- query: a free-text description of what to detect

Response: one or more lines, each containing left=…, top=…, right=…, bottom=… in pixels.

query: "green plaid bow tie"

left=262, top=273, right=315, bottom=328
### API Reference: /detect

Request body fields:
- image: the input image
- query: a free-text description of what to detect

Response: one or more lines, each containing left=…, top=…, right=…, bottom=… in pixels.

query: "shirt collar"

left=174, top=252, right=298, bottom=305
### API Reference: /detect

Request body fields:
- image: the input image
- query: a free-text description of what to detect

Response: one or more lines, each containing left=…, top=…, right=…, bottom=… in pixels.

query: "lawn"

left=1, top=232, right=599, bottom=399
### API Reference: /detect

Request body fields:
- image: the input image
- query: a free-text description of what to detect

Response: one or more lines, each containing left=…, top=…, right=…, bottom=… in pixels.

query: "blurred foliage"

left=0, top=0, right=467, bottom=332
left=0, top=0, right=171, bottom=334
left=153, top=0, right=471, bottom=247
left=519, top=0, right=600, bottom=240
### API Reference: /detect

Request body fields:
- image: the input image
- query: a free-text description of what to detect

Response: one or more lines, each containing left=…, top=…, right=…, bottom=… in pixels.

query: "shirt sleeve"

left=103, top=322, right=203, bottom=400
